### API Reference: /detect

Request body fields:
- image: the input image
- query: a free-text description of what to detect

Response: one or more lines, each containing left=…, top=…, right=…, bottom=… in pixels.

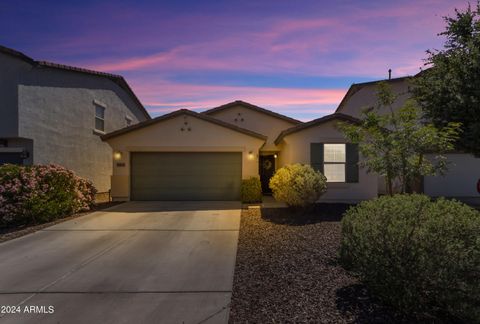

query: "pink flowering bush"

left=0, top=164, right=97, bottom=226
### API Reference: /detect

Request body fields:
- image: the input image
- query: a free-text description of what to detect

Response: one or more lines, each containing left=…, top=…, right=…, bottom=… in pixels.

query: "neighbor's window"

left=94, top=105, right=105, bottom=132
left=323, top=144, right=346, bottom=182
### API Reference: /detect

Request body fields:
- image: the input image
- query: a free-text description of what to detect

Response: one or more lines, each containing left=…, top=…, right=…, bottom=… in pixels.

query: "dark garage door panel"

left=131, top=152, right=242, bottom=201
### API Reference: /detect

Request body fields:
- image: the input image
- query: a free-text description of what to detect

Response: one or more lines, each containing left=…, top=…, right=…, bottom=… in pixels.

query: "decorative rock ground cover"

left=229, top=205, right=409, bottom=323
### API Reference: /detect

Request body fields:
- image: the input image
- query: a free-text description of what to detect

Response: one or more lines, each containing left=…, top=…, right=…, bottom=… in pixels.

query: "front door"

left=259, top=155, right=275, bottom=194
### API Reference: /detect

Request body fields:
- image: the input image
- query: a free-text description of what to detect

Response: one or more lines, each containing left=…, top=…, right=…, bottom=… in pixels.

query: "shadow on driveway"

left=104, top=200, right=242, bottom=212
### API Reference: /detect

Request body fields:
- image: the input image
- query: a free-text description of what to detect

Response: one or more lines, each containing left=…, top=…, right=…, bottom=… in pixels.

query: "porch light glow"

left=113, top=151, right=122, bottom=160
left=274, top=154, right=278, bottom=159
left=248, top=151, right=254, bottom=160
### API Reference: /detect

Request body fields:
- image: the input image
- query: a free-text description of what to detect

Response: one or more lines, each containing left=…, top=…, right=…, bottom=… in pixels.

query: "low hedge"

left=0, top=164, right=97, bottom=226
left=241, top=177, right=262, bottom=203
left=340, top=194, right=480, bottom=321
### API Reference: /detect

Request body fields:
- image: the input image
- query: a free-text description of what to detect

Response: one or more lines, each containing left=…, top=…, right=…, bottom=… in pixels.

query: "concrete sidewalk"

left=0, top=201, right=241, bottom=324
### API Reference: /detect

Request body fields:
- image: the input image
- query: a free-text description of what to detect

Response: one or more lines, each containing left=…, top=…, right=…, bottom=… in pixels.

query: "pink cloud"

left=130, top=79, right=346, bottom=119
left=75, top=0, right=467, bottom=79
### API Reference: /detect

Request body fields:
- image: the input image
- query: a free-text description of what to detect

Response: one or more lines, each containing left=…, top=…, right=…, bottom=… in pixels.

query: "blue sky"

left=0, top=0, right=469, bottom=120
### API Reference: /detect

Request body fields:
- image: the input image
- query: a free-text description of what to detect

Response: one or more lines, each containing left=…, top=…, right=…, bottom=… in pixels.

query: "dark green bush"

left=340, top=194, right=480, bottom=321
left=241, top=177, right=262, bottom=203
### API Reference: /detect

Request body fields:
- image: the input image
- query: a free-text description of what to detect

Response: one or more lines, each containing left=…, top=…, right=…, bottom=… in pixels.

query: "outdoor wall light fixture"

left=274, top=154, right=278, bottom=159
left=113, top=151, right=122, bottom=160
left=248, top=151, right=255, bottom=160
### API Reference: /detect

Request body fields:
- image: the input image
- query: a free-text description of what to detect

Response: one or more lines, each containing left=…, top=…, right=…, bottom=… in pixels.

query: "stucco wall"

left=11, top=64, right=148, bottom=192
left=424, top=153, right=480, bottom=203
left=105, top=113, right=265, bottom=200
left=278, top=119, right=378, bottom=202
left=0, top=52, right=31, bottom=137
left=339, top=79, right=411, bottom=118
left=205, top=105, right=297, bottom=151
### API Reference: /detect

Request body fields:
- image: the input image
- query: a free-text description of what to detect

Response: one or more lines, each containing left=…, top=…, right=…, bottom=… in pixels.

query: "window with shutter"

left=324, top=144, right=346, bottom=182
left=310, top=143, right=359, bottom=183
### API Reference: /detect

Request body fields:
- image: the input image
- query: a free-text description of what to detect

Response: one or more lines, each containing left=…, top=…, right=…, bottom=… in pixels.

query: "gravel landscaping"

left=229, top=205, right=407, bottom=323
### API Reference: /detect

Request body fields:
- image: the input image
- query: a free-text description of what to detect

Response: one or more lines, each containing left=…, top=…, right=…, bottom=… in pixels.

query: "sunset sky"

left=0, top=0, right=469, bottom=120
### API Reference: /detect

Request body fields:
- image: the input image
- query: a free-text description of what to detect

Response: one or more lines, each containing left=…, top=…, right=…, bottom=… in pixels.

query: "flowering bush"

left=269, top=164, right=327, bottom=208
left=0, top=164, right=97, bottom=226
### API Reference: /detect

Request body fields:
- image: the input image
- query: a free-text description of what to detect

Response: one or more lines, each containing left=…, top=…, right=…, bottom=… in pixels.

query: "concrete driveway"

left=0, top=201, right=241, bottom=324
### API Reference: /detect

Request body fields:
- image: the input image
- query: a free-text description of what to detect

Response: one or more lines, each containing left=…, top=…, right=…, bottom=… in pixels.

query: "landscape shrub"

left=340, top=194, right=480, bottom=321
left=269, top=164, right=327, bottom=208
left=241, top=177, right=262, bottom=203
left=0, top=164, right=97, bottom=226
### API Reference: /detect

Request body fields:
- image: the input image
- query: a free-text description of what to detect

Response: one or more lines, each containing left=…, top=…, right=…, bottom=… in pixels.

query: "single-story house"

left=102, top=77, right=480, bottom=204
left=102, top=101, right=377, bottom=202
left=0, top=45, right=150, bottom=196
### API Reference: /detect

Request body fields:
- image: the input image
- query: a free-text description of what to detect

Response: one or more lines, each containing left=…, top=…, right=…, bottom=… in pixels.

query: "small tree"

left=413, top=2, right=480, bottom=157
left=339, top=82, right=460, bottom=195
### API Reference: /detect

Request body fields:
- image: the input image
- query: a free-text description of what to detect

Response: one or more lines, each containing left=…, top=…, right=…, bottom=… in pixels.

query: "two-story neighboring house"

left=0, top=45, right=150, bottom=196
left=336, top=76, right=480, bottom=205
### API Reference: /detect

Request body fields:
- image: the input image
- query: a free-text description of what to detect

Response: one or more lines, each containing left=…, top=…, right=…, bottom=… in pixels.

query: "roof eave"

left=101, top=109, right=267, bottom=141
left=274, top=113, right=360, bottom=145
left=202, top=100, right=302, bottom=125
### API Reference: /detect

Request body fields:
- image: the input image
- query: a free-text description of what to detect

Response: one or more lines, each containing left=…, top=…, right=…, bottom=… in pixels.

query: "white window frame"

left=93, top=102, right=106, bottom=133
left=323, top=143, right=346, bottom=183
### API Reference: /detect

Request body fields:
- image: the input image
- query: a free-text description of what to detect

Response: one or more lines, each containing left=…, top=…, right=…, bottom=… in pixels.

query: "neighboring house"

left=336, top=76, right=480, bottom=205
left=102, top=100, right=376, bottom=202
left=0, top=45, right=150, bottom=195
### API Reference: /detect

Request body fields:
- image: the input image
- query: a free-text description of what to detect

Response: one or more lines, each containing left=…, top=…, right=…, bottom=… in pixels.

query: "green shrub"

left=241, top=177, right=262, bottom=203
left=0, top=164, right=97, bottom=226
left=269, top=164, right=327, bottom=208
left=340, top=194, right=480, bottom=321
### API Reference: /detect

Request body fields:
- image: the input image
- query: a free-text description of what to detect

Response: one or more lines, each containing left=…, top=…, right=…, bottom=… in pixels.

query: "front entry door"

left=259, top=155, right=275, bottom=194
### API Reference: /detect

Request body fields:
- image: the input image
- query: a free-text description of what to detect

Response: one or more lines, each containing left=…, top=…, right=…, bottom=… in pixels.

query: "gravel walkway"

left=229, top=205, right=404, bottom=323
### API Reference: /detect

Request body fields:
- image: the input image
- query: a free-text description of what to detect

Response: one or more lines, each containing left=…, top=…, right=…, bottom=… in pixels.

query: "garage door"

left=131, top=152, right=242, bottom=201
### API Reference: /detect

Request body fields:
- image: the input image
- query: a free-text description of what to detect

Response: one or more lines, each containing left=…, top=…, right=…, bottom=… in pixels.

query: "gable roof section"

left=274, top=113, right=360, bottom=145
left=101, top=109, right=268, bottom=141
left=0, top=45, right=151, bottom=120
left=202, top=100, right=302, bottom=125
left=334, top=76, right=412, bottom=114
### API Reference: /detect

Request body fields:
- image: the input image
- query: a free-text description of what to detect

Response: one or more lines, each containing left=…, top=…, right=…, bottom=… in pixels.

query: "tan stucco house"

left=102, top=100, right=374, bottom=202
left=102, top=77, right=480, bottom=204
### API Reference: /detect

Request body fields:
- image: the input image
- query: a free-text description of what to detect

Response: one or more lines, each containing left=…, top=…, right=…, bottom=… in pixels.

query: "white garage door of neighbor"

left=130, top=152, right=242, bottom=201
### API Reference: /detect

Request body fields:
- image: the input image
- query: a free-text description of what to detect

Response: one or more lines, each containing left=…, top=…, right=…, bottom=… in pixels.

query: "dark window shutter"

left=310, top=143, right=324, bottom=173
left=346, top=143, right=359, bottom=183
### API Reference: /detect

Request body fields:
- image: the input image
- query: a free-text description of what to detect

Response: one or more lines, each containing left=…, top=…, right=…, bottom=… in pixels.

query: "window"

left=94, top=105, right=105, bottom=132
left=310, top=143, right=359, bottom=183
left=323, top=144, right=346, bottom=182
